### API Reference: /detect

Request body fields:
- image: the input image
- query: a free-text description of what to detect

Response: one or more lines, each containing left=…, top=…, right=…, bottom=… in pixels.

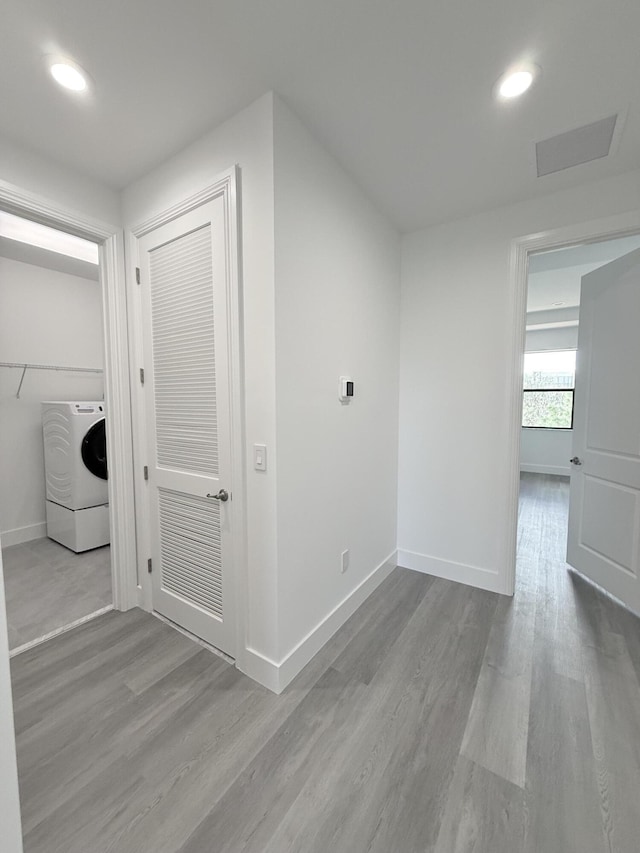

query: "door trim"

left=0, top=178, right=138, bottom=611
left=128, top=166, right=248, bottom=665
left=505, top=209, right=640, bottom=595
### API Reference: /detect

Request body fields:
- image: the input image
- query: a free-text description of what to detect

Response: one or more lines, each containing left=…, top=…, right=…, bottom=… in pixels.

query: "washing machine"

left=42, top=401, right=110, bottom=552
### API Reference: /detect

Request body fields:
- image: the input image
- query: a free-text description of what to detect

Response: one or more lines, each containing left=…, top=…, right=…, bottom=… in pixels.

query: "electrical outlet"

left=341, top=549, right=350, bottom=573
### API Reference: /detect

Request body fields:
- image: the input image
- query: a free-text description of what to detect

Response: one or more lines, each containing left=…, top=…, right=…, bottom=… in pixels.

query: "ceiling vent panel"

left=535, top=115, right=618, bottom=177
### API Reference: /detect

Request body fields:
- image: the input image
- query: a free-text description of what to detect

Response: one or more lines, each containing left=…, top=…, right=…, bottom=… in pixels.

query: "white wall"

left=520, top=429, right=573, bottom=477
left=273, top=97, right=400, bottom=668
left=123, top=93, right=401, bottom=689
left=398, top=168, right=640, bottom=594
left=0, top=135, right=120, bottom=227
left=122, top=93, right=280, bottom=664
left=0, top=256, right=104, bottom=545
left=520, top=323, right=577, bottom=477
left=0, top=550, right=22, bottom=852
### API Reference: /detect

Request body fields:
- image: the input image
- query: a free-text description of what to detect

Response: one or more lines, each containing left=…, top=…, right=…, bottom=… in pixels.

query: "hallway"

left=9, top=474, right=640, bottom=852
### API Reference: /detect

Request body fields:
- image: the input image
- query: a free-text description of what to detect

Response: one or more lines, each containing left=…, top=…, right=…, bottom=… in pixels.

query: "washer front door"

left=81, top=418, right=108, bottom=480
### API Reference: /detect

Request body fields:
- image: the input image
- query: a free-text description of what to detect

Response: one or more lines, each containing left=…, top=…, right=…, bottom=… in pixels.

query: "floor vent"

left=535, top=115, right=618, bottom=177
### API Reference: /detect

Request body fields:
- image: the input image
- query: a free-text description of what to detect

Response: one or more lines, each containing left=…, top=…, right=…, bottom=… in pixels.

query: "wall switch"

left=254, top=443, right=267, bottom=471
left=338, top=376, right=354, bottom=402
left=341, top=549, right=350, bottom=573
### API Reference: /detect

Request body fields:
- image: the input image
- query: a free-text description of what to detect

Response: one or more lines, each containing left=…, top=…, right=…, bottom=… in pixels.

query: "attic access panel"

left=535, top=115, right=618, bottom=177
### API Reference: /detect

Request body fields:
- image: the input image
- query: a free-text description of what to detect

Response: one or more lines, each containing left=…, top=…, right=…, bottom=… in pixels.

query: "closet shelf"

left=0, top=362, right=104, bottom=399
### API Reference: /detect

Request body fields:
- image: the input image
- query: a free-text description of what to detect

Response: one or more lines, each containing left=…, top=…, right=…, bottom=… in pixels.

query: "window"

left=522, top=350, right=576, bottom=429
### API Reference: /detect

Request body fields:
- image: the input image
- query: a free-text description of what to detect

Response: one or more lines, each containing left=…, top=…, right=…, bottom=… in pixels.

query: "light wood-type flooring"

left=3, top=538, right=111, bottom=650
left=10, top=473, right=640, bottom=852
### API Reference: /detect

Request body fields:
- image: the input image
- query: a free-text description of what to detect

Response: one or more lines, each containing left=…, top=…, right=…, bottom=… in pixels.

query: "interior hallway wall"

left=0, top=256, right=104, bottom=545
left=398, top=168, right=640, bottom=594
left=273, top=96, right=400, bottom=671
left=122, top=92, right=280, bottom=666
left=123, top=92, right=402, bottom=689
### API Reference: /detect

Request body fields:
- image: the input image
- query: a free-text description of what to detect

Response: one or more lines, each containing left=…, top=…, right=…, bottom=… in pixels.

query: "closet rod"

left=0, top=362, right=104, bottom=399
left=0, top=361, right=103, bottom=373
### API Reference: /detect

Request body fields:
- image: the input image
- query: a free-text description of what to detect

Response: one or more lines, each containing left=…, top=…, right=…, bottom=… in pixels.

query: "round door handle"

left=569, top=457, right=582, bottom=466
left=206, top=489, right=229, bottom=502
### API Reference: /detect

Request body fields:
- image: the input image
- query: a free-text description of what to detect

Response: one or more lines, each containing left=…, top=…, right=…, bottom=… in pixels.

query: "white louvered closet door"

left=138, top=198, right=236, bottom=656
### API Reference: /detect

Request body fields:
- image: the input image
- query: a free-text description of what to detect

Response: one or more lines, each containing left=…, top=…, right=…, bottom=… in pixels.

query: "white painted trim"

left=0, top=179, right=138, bottom=612
left=218, top=168, right=250, bottom=676
left=124, top=228, right=148, bottom=611
left=9, top=605, right=114, bottom=657
left=0, top=522, right=47, bottom=547
left=525, top=320, right=579, bottom=331
left=397, top=549, right=503, bottom=594
left=238, top=551, right=398, bottom=694
left=131, top=170, right=238, bottom=239
left=128, top=166, right=248, bottom=664
left=520, top=464, right=571, bottom=477
left=238, top=648, right=281, bottom=694
left=0, top=179, right=115, bottom=241
left=99, top=232, right=138, bottom=611
left=506, top=210, right=640, bottom=595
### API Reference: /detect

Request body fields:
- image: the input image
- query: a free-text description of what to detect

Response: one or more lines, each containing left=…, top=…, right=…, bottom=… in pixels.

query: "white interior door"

left=138, top=197, right=236, bottom=656
left=567, top=247, right=640, bottom=614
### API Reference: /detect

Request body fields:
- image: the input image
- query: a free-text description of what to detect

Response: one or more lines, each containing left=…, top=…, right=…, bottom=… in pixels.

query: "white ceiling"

left=527, top=234, right=640, bottom=312
left=2, top=0, right=640, bottom=231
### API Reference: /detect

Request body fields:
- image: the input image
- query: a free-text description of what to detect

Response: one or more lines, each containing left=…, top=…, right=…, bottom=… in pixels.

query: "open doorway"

left=0, top=212, right=112, bottom=651
left=516, top=232, right=640, bottom=599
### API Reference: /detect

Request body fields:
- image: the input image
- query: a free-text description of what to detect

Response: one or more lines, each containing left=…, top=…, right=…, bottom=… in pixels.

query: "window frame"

left=522, top=348, right=576, bottom=431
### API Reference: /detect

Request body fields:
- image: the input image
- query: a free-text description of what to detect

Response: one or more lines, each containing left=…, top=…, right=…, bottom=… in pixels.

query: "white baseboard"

left=237, top=550, right=398, bottom=694
left=520, top=464, right=570, bottom=477
left=397, top=548, right=505, bottom=595
left=1, top=522, right=47, bottom=548
left=237, top=647, right=281, bottom=694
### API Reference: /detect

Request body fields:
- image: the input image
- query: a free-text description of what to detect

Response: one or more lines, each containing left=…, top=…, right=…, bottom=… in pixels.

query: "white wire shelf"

left=0, top=361, right=104, bottom=398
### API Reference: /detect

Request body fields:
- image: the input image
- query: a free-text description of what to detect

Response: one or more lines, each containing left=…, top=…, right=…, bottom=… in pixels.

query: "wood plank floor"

left=10, top=473, right=640, bottom=852
left=3, top=538, right=111, bottom=650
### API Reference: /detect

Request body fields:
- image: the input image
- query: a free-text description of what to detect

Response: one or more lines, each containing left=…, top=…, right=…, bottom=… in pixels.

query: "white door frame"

left=127, top=166, right=248, bottom=664
left=505, top=209, right=640, bottom=595
left=0, top=178, right=138, bottom=611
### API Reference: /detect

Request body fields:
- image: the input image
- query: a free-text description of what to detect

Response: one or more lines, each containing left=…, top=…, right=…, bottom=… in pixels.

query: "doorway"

left=0, top=212, right=113, bottom=650
left=128, top=168, right=244, bottom=661
left=513, top=229, right=640, bottom=608
left=0, top=180, right=139, bottom=626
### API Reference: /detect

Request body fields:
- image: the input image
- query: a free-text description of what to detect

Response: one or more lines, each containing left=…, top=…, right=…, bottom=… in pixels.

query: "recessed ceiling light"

left=494, top=64, right=539, bottom=100
left=552, top=301, right=566, bottom=307
left=44, top=55, right=90, bottom=92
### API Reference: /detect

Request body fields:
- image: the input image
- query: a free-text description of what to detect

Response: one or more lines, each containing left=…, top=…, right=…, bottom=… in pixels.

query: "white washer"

left=42, top=401, right=110, bottom=552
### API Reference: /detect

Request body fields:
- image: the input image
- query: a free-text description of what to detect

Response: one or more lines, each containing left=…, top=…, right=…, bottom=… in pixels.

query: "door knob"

left=569, top=457, right=582, bottom=466
left=206, top=489, right=229, bottom=502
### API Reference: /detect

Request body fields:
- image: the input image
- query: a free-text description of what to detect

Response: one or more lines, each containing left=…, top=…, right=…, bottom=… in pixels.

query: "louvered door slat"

left=149, top=225, right=219, bottom=476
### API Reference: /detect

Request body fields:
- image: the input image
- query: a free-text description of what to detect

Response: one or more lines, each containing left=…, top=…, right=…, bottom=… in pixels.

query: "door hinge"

left=139, top=367, right=145, bottom=385
left=147, top=558, right=153, bottom=574
left=143, top=465, right=149, bottom=481
left=135, top=267, right=141, bottom=285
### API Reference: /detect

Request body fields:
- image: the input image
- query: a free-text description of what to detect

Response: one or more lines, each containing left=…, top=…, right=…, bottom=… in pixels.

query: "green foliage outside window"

left=522, top=390, right=574, bottom=429
left=522, top=351, right=576, bottom=429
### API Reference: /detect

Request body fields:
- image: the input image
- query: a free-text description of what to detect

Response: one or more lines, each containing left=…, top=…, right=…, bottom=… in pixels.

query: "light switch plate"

left=254, top=443, right=267, bottom=471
